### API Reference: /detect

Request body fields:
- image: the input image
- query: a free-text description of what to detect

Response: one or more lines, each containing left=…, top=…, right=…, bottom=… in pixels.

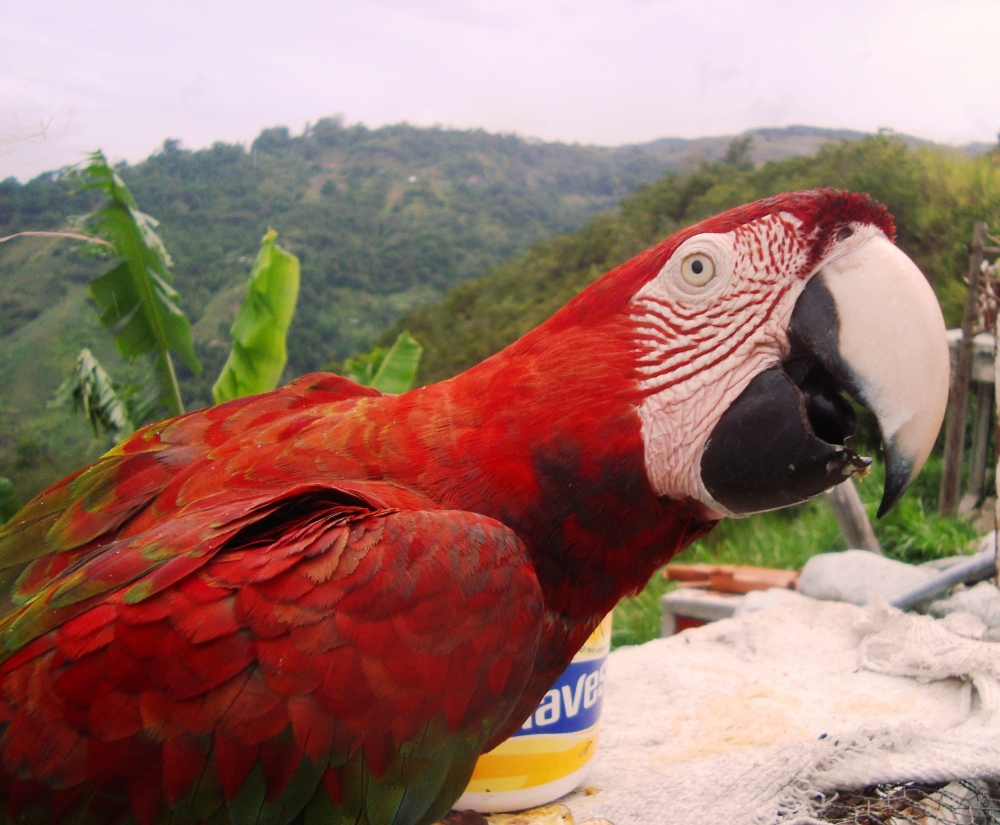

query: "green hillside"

left=1, top=119, right=686, bottom=499
left=1, top=119, right=678, bottom=389
left=388, top=134, right=1000, bottom=385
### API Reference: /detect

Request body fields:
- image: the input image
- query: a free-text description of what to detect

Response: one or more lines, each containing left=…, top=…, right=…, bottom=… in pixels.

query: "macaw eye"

left=681, top=253, right=715, bottom=286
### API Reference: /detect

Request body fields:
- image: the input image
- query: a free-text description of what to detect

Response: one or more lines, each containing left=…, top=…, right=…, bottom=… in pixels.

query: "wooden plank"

left=663, top=564, right=798, bottom=592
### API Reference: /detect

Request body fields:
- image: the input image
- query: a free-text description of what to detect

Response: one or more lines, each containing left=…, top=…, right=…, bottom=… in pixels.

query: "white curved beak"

left=813, top=234, right=949, bottom=516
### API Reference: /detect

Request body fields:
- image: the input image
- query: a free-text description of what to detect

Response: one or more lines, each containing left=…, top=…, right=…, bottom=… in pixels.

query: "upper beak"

left=700, top=233, right=949, bottom=518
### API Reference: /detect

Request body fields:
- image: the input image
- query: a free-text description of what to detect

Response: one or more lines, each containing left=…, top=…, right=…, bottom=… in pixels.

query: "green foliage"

left=50, top=349, right=134, bottom=439
left=79, top=151, right=201, bottom=415
left=1, top=122, right=702, bottom=503
left=0, top=478, right=20, bottom=526
left=368, top=332, right=423, bottom=394
left=340, top=347, right=386, bottom=386
left=876, top=498, right=981, bottom=564
left=340, top=332, right=424, bottom=394
left=723, top=136, right=755, bottom=172
left=676, top=501, right=844, bottom=571
left=213, top=230, right=300, bottom=403
left=677, top=458, right=978, bottom=569
left=858, top=459, right=981, bottom=564
left=612, top=573, right=671, bottom=649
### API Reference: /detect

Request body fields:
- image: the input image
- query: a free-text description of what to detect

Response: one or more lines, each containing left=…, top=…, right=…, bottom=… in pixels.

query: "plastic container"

left=454, top=612, right=613, bottom=812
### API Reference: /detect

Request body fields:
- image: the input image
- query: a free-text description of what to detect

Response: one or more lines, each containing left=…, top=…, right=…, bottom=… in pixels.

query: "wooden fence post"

left=940, top=222, right=988, bottom=516
left=825, top=479, right=882, bottom=553
left=958, top=380, right=994, bottom=514
left=995, top=309, right=1000, bottom=586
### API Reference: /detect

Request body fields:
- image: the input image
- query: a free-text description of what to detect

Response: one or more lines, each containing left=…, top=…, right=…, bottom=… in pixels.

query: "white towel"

left=562, top=598, right=1000, bottom=824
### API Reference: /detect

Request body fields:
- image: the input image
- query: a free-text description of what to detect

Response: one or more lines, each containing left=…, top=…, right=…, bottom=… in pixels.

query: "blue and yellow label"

left=464, top=613, right=612, bottom=794
left=513, top=657, right=607, bottom=736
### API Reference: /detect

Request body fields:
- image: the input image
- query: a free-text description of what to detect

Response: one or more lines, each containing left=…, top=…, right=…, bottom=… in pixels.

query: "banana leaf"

left=213, top=230, right=300, bottom=403
left=50, top=349, right=134, bottom=439
left=81, top=151, right=200, bottom=415
left=369, top=332, right=423, bottom=394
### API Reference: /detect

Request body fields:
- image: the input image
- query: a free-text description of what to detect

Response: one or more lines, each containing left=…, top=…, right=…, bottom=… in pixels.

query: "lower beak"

left=700, top=234, right=949, bottom=517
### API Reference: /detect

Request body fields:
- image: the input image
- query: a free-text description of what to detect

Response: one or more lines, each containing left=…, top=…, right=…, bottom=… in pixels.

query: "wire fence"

left=815, top=780, right=1000, bottom=824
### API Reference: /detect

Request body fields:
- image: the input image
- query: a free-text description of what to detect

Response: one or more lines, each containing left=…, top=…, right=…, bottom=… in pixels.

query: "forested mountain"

left=0, top=118, right=685, bottom=499
left=1, top=121, right=994, bottom=503
left=1, top=118, right=678, bottom=386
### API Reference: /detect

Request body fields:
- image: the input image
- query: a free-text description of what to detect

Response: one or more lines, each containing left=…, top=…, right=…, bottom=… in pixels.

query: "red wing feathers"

left=0, top=374, right=379, bottom=593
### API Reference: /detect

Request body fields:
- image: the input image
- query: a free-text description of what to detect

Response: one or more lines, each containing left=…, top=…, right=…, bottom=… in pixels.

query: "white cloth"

left=562, top=598, right=1000, bottom=825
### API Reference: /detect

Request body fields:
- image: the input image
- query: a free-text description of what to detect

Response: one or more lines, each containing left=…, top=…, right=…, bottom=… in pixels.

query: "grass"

left=610, top=457, right=985, bottom=650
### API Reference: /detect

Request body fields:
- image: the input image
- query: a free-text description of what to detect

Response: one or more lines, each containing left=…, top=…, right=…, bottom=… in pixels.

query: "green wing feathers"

left=0, top=504, right=540, bottom=825
left=0, top=372, right=380, bottom=631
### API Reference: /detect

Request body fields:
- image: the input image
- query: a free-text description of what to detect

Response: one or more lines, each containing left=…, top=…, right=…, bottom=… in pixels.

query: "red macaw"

left=0, top=190, right=948, bottom=825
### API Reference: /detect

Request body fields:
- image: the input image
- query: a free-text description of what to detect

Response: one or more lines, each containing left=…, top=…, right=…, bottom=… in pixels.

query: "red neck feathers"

left=353, top=250, right=717, bottom=625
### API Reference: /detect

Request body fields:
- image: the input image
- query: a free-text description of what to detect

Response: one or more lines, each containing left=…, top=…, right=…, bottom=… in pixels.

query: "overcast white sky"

left=2, top=0, right=999, bottom=181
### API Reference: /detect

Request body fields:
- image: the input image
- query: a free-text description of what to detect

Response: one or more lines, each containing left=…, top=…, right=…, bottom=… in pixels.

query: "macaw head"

left=592, top=189, right=947, bottom=519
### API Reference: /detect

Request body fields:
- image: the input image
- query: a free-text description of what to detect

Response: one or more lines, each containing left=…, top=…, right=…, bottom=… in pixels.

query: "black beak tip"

left=877, top=440, right=914, bottom=519
left=876, top=490, right=901, bottom=521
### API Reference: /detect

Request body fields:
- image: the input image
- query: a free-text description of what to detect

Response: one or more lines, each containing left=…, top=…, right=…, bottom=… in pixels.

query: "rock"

left=976, top=530, right=997, bottom=556
left=929, top=581, right=1000, bottom=640
left=733, top=587, right=812, bottom=617
left=920, top=531, right=997, bottom=572
left=796, top=550, right=938, bottom=606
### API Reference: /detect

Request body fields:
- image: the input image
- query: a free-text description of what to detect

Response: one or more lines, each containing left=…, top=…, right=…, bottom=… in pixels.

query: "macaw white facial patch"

left=630, top=212, right=813, bottom=508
